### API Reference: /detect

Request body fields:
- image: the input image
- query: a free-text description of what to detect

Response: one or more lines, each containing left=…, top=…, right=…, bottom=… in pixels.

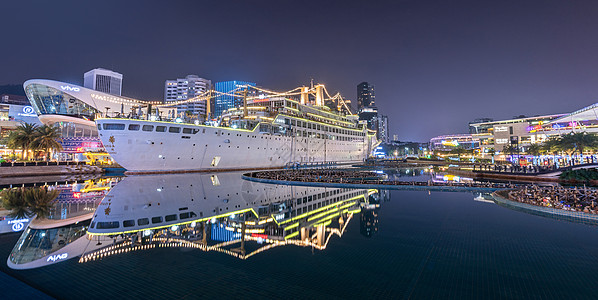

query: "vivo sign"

left=60, top=85, right=80, bottom=92
left=47, top=253, right=68, bottom=262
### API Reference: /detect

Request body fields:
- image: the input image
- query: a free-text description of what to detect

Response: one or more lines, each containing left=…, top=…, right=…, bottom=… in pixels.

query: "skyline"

left=4, top=0, right=598, bottom=141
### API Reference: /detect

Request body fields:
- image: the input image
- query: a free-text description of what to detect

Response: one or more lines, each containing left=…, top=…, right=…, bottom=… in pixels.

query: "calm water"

left=1, top=171, right=598, bottom=299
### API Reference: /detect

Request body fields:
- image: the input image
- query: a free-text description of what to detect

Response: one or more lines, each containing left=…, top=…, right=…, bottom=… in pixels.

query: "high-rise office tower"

left=356, top=82, right=375, bottom=112
left=83, top=68, right=123, bottom=96
left=377, top=114, right=389, bottom=143
left=164, top=75, right=211, bottom=118
left=214, top=81, right=256, bottom=117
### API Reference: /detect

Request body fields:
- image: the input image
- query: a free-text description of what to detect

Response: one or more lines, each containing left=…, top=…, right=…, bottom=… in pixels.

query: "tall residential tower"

left=164, top=75, right=211, bottom=118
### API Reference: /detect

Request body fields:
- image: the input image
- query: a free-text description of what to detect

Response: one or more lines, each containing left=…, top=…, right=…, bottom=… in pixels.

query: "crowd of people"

left=508, top=185, right=598, bottom=214
left=249, top=170, right=516, bottom=189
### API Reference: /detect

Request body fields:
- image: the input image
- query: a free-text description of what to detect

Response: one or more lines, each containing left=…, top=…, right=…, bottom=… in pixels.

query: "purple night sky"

left=3, top=0, right=598, bottom=141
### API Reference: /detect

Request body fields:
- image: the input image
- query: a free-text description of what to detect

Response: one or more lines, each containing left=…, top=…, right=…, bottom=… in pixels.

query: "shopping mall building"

left=430, top=101, right=598, bottom=156
left=23, top=79, right=157, bottom=159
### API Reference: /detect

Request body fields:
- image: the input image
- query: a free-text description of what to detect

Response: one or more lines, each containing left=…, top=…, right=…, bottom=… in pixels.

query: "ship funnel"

left=300, top=86, right=308, bottom=105
left=315, top=85, right=323, bottom=106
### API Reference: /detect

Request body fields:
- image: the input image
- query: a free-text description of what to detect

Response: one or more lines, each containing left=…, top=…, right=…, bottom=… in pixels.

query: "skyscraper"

left=83, top=68, right=123, bottom=96
left=214, top=81, right=256, bottom=117
left=356, top=82, right=375, bottom=112
left=377, top=114, right=389, bottom=143
left=164, top=75, right=211, bottom=118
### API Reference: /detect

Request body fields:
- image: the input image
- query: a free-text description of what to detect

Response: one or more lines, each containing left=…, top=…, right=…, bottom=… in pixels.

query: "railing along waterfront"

left=0, top=161, right=87, bottom=167
left=244, top=170, right=518, bottom=191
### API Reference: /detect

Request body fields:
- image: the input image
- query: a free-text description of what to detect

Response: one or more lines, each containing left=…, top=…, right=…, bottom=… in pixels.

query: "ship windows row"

left=92, top=211, right=199, bottom=230
left=100, top=123, right=202, bottom=134
left=286, top=118, right=365, bottom=137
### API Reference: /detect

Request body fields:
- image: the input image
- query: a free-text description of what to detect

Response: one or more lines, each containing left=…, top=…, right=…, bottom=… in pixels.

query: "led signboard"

left=46, top=253, right=68, bottom=262
left=60, top=85, right=80, bottom=92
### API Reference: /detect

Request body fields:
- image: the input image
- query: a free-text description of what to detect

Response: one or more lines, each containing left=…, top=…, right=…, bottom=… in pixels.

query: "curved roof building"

left=23, top=79, right=157, bottom=153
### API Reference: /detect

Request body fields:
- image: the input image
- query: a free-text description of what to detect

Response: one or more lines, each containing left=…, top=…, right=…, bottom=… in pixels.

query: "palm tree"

left=0, top=187, right=31, bottom=219
left=32, top=125, right=63, bottom=161
left=24, top=186, right=59, bottom=219
left=9, top=123, right=38, bottom=160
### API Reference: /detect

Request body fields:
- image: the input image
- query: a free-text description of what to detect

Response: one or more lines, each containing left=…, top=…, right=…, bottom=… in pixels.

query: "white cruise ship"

left=96, top=85, right=378, bottom=173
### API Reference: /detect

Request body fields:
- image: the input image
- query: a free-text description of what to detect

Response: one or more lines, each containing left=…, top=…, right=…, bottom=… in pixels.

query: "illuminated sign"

left=8, top=218, right=29, bottom=231
left=496, top=138, right=509, bottom=144
left=526, top=125, right=542, bottom=132
left=441, top=140, right=459, bottom=147
left=60, top=85, right=80, bottom=92
left=12, top=222, right=24, bottom=231
left=17, top=106, right=37, bottom=117
left=59, top=137, right=103, bottom=153
left=495, top=126, right=508, bottom=132
left=47, top=253, right=68, bottom=262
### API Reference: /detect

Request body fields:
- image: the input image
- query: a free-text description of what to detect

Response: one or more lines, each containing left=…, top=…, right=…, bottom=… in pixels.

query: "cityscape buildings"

left=164, top=75, right=211, bottom=119
left=214, top=80, right=256, bottom=117
left=0, top=94, right=42, bottom=153
left=84, top=68, right=123, bottom=96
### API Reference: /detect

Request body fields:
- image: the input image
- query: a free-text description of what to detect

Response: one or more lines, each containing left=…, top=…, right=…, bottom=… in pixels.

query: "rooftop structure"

left=84, top=68, right=123, bottom=96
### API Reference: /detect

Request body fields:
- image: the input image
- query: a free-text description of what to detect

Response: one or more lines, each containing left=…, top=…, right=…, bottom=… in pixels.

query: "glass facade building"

left=214, top=81, right=255, bottom=117
left=25, top=84, right=100, bottom=119
left=25, top=83, right=100, bottom=139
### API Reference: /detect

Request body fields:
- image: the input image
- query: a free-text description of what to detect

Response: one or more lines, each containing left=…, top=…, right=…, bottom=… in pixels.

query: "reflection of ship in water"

left=7, top=177, right=122, bottom=270
left=359, top=189, right=387, bottom=237
left=76, top=173, right=379, bottom=262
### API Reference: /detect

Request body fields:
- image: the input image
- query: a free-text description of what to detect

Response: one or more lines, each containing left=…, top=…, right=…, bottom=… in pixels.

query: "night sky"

left=3, top=0, right=598, bottom=141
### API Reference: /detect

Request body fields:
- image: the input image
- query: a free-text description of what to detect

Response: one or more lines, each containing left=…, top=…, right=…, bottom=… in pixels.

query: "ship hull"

left=96, top=119, right=371, bottom=173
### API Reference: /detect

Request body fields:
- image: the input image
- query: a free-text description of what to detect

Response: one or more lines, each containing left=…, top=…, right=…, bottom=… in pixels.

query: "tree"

left=450, top=147, right=468, bottom=161
left=559, top=132, right=598, bottom=156
left=9, top=123, right=38, bottom=160
left=32, top=125, right=63, bottom=161
left=0, top=187, right=30, bottom=219
left=24, top=186, right=59, bottom=219
left=0, top=186, right=59, bottom=220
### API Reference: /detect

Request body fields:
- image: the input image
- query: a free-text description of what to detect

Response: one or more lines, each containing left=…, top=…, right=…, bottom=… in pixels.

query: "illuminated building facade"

left=214, top=81, right=256, bottom=117
left=0, top=95, right=42, bottom=150
left=164, top=75, right=211, bottom=119
left=429, top=134, right=478, bottom=152
left=23, top=79, right=154, bottom=155
left=469, top=114, right=564, bottom=153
